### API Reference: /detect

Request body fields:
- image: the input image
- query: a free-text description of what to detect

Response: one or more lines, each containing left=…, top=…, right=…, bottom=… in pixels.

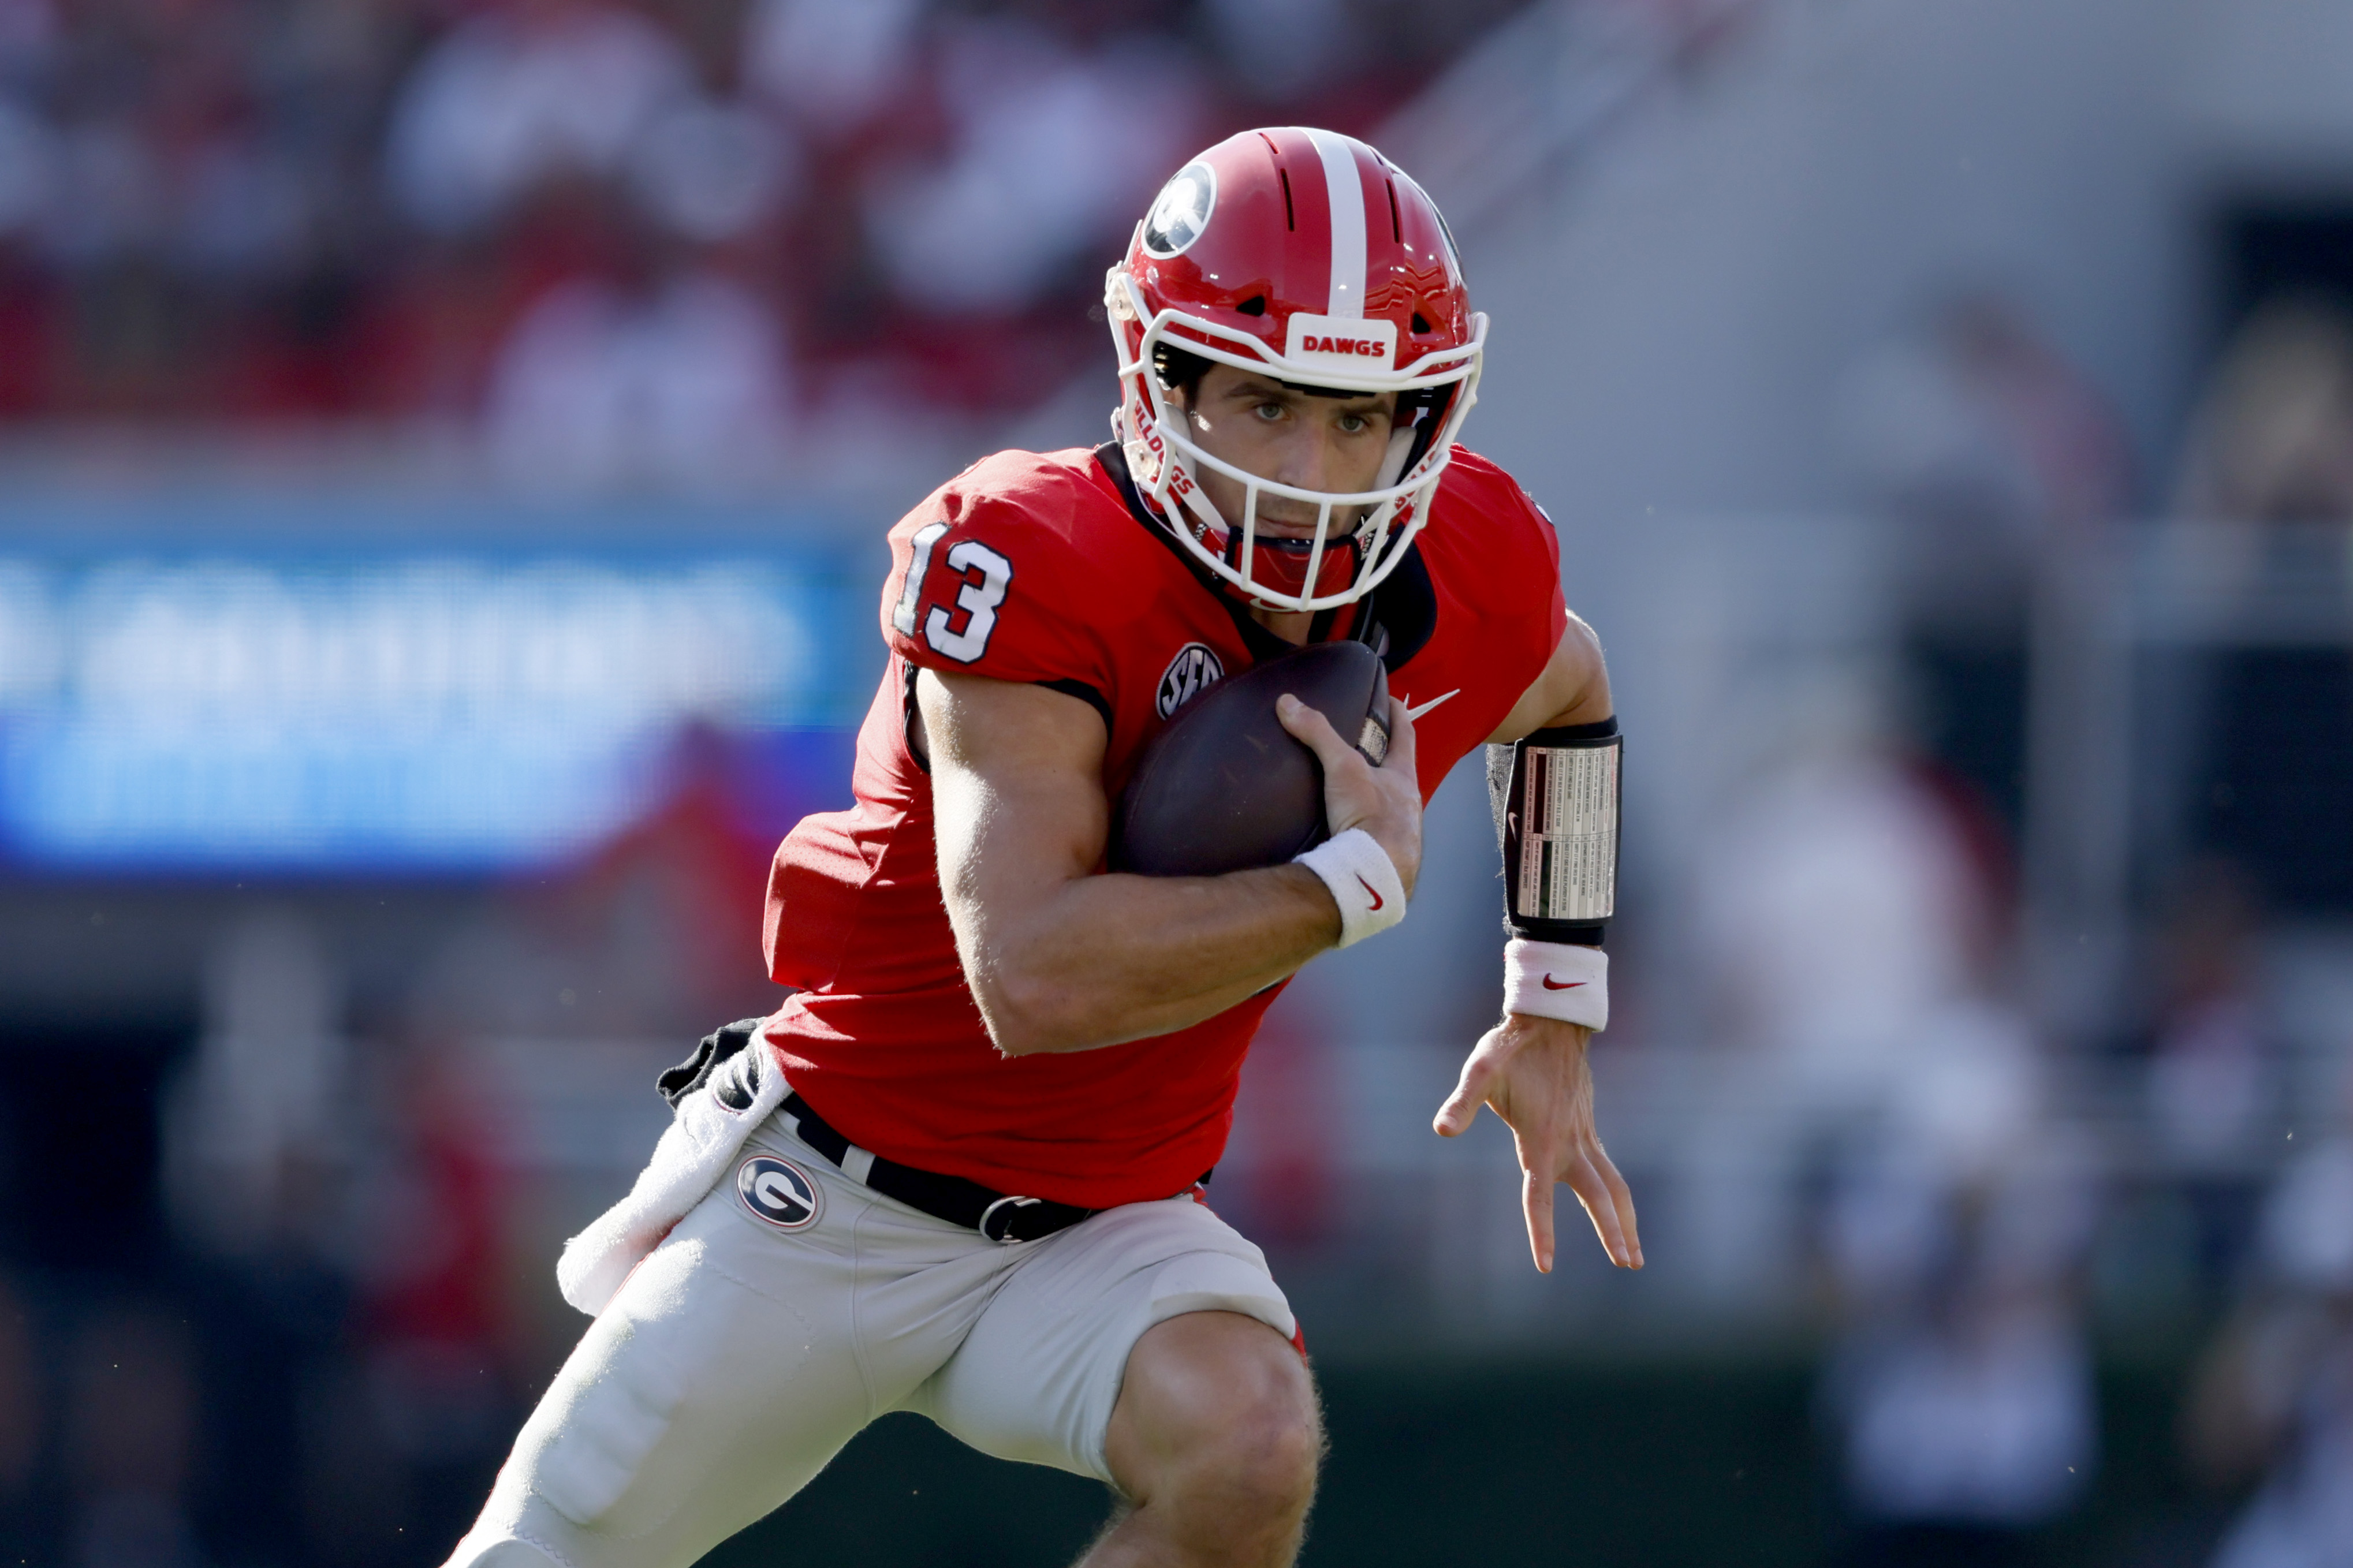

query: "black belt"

left=782, top=1091, right=1101, bottom=1244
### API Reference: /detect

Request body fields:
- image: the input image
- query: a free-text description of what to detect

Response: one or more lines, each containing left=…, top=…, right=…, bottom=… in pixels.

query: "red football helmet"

left=1107, top=126, right=1485, bottom=613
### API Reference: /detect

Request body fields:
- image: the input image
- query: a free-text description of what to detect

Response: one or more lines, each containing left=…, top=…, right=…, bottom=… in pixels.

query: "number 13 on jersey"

left=892, top=521, right=1013, bottom=663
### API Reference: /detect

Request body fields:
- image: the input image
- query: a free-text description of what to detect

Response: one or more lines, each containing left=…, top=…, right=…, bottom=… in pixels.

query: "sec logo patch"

left=736, top=1155, right=822, bottom=1231
left=1156, top=643, right=1224, bottom=719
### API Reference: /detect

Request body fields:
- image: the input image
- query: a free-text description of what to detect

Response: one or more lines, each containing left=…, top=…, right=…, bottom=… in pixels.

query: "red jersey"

left=760, top=444, right=1567, bottom=1208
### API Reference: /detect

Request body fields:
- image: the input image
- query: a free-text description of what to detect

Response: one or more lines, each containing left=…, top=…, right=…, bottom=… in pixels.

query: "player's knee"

left=1154, top=1322, right=1320, bottom=1515
left=1201, top=1381, right=1321, bottom=1520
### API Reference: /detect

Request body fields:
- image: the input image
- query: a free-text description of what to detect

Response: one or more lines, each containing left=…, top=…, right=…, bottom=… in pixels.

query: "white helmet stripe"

left=1305, top=128, right=1366, bottom=319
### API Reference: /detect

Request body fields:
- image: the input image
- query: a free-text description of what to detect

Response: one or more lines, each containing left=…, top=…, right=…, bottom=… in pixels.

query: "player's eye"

left=1254, top=401, right=1286, bottom=421
left=1337, top=412, right=1369, bottom=434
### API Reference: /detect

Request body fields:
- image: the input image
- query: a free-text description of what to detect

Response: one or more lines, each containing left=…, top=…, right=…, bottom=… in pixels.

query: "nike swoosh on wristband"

left=1541, top=976, right=1586, bottom=990
left=1355, top=875, right=1385, bottom=911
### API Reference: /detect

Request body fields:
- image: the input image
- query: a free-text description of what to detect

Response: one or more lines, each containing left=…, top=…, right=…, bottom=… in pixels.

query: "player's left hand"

left=1432, top=1014, right=1640, bottom=1273
left=1276, top=690, right=1423, bottom=898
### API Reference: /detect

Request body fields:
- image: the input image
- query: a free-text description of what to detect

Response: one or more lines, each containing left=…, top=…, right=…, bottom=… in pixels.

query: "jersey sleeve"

left=1455, top=450, right=1570, bottom=676
left=877, top=456, right=1116, bottom=703
left=1522, top=486, right=1571, bottom=652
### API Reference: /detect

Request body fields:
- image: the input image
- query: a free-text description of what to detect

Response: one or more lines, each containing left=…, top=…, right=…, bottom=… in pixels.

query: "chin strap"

left=1224, top=530, right=1362, bottom=605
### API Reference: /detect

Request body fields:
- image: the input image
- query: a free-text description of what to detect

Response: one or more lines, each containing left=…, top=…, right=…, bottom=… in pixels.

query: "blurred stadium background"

left=2, top=0, right=2352, bottom=1562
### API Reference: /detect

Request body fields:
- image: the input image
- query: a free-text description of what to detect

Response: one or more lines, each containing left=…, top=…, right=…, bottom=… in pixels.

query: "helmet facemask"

left=1106, top=268, right=1485, bottom=614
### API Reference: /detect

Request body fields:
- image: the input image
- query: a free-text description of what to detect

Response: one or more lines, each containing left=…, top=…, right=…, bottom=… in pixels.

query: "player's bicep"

left=1487, top=613, right=1611, bottom=743
left=917, top=668, right=1110, bottom=938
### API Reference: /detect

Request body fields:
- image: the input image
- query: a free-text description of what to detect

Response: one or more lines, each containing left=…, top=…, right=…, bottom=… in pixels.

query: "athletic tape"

left=1295, top=826, right=1407, bottom=947
left=1504, top=938, right=1608, bottom=1031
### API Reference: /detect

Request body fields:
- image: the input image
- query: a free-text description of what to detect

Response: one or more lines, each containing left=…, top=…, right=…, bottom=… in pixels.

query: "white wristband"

left=1295, top=827, right=1407, bottom=947
left=1504, top=939, right=1608, bottom=1031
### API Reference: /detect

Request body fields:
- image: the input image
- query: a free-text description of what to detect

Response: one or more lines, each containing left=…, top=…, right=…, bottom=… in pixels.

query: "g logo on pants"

left=736, top=1155, right=823, bottom=1231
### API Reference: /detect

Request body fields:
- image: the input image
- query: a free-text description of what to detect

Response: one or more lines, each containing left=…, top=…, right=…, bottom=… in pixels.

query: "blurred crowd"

left=1709, top=278, right=2353, bottom=1565
left=0, top=728, right=816, bottom=1566
left=0, top=0, right=1514, bottom=483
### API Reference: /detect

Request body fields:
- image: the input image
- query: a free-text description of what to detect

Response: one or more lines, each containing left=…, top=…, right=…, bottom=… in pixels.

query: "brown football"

left=1112, top=640, right=1391, bottom=878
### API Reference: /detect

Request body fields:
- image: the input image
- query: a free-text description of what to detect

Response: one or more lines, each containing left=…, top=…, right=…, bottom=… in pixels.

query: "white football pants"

left=442, top=1106, right=1293, bottom=1568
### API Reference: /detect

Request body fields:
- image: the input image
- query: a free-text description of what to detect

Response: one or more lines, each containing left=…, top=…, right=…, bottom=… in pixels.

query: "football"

left=1112, top=640, right=1392, bottom=877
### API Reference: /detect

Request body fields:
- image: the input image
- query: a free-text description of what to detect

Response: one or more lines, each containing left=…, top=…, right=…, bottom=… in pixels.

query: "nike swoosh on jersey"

left=1541, top=976, right=1586, bottom=990
left=1355, top=874, right=1385, bottom=911
left=1402, top=689, right=1460, bottom=722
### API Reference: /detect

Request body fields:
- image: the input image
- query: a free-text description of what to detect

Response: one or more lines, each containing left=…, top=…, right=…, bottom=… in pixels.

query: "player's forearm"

left=963, top=864, right=1339, bottom=1055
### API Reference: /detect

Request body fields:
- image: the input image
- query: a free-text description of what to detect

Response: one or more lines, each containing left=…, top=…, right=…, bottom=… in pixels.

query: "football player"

left=445, top=126, right=1636, bottom=1568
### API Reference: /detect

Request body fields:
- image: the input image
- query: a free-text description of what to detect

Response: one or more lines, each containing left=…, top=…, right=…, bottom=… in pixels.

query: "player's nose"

left=1274, top=422, right=1346, bottom=496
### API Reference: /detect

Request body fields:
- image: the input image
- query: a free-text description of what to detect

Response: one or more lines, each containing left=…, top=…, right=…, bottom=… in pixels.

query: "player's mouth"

left=1251, top=508, right=1365, bottom=539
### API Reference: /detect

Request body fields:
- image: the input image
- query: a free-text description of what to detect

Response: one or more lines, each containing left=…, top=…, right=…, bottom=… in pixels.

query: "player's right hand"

left=1276, top=692, right=1423, bottom=898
